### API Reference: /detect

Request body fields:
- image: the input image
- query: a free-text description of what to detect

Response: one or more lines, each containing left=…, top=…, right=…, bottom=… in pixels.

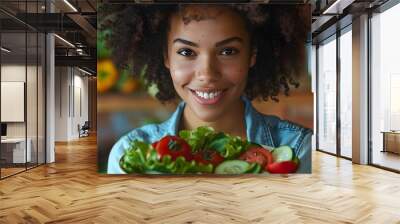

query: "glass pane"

left=371, top=3, right=400, bottom=171
left=27, top=31, right=38, bottom=169
left=1, top=30, right=27, bottom=177
left=317, top=36, right=337, bottom=154
left=1, top=1, right=46, bottom=178
left=26, top=0, right=39, bottom=169
left=38, top=32, right=45, bottom=165
left=340, top=29, right=352, bottom=158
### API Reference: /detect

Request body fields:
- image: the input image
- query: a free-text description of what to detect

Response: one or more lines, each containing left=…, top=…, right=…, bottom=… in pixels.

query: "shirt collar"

left=161, top=95, right=275, bottom=147
left=241, top=95, right=275, bottom=147
left=159, top=101, right=185, bottom=136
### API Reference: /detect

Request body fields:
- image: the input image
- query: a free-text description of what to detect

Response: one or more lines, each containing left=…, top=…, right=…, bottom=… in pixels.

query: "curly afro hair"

left=100, top=4, right=310, bottom=103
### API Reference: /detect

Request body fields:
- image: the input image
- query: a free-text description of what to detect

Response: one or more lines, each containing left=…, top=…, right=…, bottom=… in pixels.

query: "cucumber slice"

left=215, top=160, right=250, bottom=174
left=245, top=162, right=256, bottom=173
left=272, top=145, right=293, bottom=162
left=246, top=163, right=261, bottom=174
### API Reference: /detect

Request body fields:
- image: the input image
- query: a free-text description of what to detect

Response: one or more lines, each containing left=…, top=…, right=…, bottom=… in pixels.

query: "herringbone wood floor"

left=1, top=135, right=400, bottom=224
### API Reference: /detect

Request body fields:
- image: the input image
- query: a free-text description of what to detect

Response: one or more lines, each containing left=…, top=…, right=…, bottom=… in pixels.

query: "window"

left=339, top=28, right=352, bottom=158
left=371, top=2, right=400, bottom=171
left=317, top=35, right=337, bottom=154
left=0, top=1, right=47, bottom=179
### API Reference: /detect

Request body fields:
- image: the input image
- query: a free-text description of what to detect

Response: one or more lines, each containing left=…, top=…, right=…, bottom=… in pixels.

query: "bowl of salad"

left=119, top=126, right=300, bottom=175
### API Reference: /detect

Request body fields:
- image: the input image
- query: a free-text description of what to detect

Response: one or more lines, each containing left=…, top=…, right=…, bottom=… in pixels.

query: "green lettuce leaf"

left=119, top=139, right=213, bottom=174
left=214, top=135, right=250, bottom=159
left=178, top=126, right=251, bottom=159
left=179, top=126, right=217, bottom=152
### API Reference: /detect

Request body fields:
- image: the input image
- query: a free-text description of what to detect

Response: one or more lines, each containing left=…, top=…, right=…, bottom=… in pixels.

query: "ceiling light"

left=63, top=0, right=78, bottom=12
left=1, top=47, right=11, bottom=53
left=322, top=0, right=355, bottom=15
left=54, top=34, right=75, bottom=48
left=78, top=67, right=93, bottom=76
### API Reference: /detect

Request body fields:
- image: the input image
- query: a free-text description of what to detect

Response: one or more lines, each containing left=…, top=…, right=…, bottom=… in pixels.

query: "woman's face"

left=164, top=5, right=256, bottom=122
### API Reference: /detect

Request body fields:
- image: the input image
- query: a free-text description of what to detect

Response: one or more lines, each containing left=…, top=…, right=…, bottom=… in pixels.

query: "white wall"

left=72, top=72, right=89, bottom=138
left=55, top=67, right=69, bottom=141
left=54, top=67, right=89, bottom=141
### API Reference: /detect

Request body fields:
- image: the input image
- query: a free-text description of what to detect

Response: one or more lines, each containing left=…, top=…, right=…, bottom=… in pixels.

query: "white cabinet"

left=1, top=138, right=32, bottom=163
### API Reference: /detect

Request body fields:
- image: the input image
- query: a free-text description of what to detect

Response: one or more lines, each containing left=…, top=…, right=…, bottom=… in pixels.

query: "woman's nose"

left=195, top=54, right=221, bottom=83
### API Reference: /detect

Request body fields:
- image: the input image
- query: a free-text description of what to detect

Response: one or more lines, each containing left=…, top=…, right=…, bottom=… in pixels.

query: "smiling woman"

left=164, top=5, right=256, bottom=136
left=100, top=3, right=313, bottom=175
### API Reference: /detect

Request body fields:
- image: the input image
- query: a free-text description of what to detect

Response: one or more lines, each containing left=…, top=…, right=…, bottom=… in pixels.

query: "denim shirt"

left=107, top=96, right=312, bottom=174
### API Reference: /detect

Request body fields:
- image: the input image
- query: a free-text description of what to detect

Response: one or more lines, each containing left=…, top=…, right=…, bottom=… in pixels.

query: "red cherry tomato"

left=266, top=161, right=298, bottom=174
left=151, top=141, right=159, bottom=149
left=155, top=136, right=192, bottom=161
left=239, top=147, right=273, bottom=167
left=193, top=149, right=224, bottom=166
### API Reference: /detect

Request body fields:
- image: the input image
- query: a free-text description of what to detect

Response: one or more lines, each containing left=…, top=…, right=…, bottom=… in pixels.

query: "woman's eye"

left=220, top=48, right=238, bottom=56
left=177, top=48, right=196, bottom=57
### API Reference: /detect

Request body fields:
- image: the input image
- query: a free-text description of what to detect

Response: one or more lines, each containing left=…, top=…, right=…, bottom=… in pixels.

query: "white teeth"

left=194, top=90, right=222, bottom=99
left=195, top=91, right=203, bottom=98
